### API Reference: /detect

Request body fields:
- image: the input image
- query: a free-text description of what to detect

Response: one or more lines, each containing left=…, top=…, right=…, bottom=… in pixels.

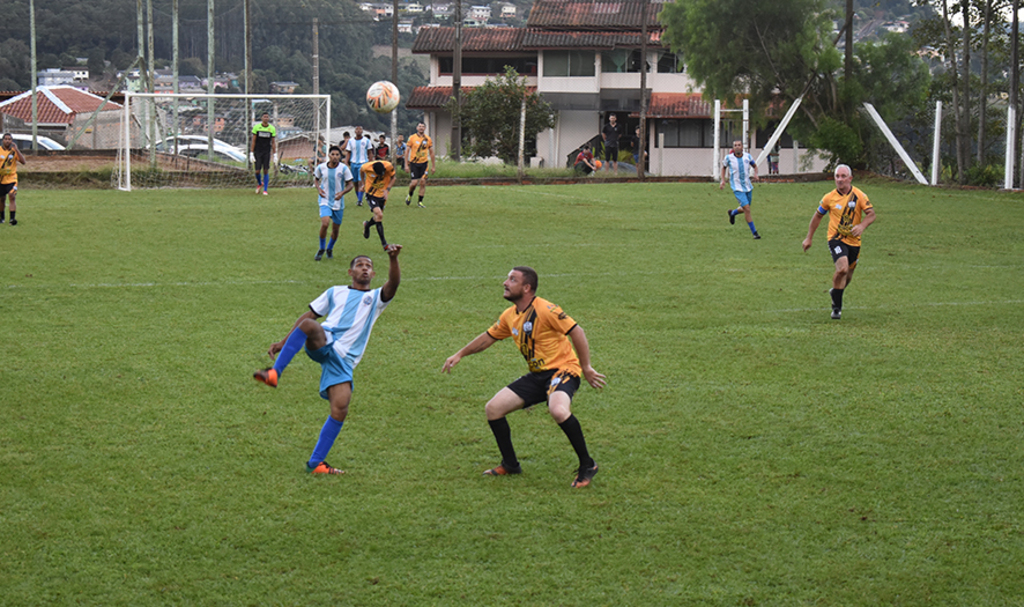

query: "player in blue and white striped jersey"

left=254, top=245, right=403, bottom=475
left=313, top=146, right=354, bottom=261
left=720, top=140, right=761, bottom=239
left=345, top=126, right=375, bottom=206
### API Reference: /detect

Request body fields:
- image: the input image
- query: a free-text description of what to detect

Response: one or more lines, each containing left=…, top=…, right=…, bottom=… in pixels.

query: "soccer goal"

left=114, top=92, right=330, bottom=191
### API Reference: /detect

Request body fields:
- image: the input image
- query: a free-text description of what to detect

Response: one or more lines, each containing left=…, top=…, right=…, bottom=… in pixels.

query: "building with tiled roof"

left=0, top=86, right=124, bottom=149
left=409, top=0, right=820, bottom=176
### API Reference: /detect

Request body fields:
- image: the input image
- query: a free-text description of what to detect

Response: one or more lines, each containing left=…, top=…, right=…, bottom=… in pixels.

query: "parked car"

left=174, top=143, right=247, bottom=163
left=154, top=135, right=245, bottom=159
left=9, top=133, right=66, bottom=151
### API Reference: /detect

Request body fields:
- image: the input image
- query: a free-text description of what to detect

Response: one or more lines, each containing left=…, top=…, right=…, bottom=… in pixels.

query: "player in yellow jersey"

left=360, top=161, right=397, bottom=249
left=802, top=164, right=876, bottom=319
left=404, top=122, right=435, bottom=208
left=0, top=133, right=27, bottom=225
left=443, top=266, right=607, bottom=488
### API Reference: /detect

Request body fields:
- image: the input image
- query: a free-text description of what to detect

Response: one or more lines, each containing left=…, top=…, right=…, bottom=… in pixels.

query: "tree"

left=447, top=66, right=555, bottom=164
left=660, top=0, right=840, bottom=131
left=660, top=0, right=932, bottom=171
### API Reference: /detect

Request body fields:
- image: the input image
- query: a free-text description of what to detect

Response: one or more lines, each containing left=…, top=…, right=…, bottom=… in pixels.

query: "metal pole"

left=207, top=0, right=215, bottom=161
left=518, top=96, right=526, bottom=179
left=173, top=0, right=179, bottom=155
left=712, top=99, right=721, bottom=178
left=147, top=0, right=156, bottom=166
left=932, top=100, right=942, bottom=185
left=742, top=98, right=749, bottom=155
left=1005, top=106, right=1015, bottom=189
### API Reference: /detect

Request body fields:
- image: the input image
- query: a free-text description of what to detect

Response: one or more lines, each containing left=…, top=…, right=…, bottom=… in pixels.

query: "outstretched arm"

left=442, top=332, right=498, bottom=373
left=802, top=211, right=824, bottom=252
left=568, top=325, right=606, bottom=389
left=380, top=245, right=402, bottom=302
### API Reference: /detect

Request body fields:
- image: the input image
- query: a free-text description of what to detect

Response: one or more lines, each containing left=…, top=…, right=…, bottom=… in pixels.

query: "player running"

left=313, top=145, right=354, bottom=261
left=0, top=133, right=27, bottom=225
left=404, top=122, right=434, bottom=208
left=361, top=161, right=397, bottom=250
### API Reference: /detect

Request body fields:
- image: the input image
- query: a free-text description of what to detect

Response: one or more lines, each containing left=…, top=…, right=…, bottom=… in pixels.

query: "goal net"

left=114, top=92, right=330, bottom=191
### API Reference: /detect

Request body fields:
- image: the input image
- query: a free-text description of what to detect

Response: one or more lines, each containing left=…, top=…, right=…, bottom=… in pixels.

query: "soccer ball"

left=366, top=81, right=400, bottom=114
left=595, top=159, right=603, bottom=170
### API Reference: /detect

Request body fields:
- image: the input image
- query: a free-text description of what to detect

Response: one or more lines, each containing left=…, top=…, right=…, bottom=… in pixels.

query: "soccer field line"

left=504, top=187, right=615, bottom=203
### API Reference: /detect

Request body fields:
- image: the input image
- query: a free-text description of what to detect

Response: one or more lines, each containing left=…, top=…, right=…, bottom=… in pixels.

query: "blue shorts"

left=306, top=342, right=354, bottom=400
left=732, top=190, right=753, bottom=207
left=319, top=205, right=344, bottom=225
left=351, top=163, right=364, bottom=183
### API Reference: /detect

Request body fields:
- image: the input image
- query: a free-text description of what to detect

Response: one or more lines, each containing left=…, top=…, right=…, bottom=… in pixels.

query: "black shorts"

left=604, top=146, right=619, bottom=162
left=828, top=239, right=861, bottom=265
left=254, top=151, right=271, bottom=173
left=0, top=182, right=15, bottom=197
left=507, top=369, right=581, bottom=408
left=367, top=194, right=386, bottom=211
left=409, top=161, right=428, bottom=179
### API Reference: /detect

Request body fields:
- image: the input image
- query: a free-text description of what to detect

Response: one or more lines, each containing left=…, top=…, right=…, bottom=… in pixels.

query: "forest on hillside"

left=0, top=0, right=428, bottom=131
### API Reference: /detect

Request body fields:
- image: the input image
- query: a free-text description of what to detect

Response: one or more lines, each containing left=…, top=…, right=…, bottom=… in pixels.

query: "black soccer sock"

left=488, top=417, right=519, bottom=468
left=408, top=186, right=415, bottom=196
left=558, top=414, right=593, bottom=469
left=375, top=222, right=387, bottom=246
left=831, top=287, right=844, bottom=310
left=418, top=195, right=424, bottom=203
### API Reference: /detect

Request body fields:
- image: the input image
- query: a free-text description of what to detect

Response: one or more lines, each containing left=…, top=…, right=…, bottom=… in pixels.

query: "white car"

left=9, top=133, right=66, bottom=151
left=175, top=143, right=247, bottom=163
left=155, top=136, right=246, bottom=159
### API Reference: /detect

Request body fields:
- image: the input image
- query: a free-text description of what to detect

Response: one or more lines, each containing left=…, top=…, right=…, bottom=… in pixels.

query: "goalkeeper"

left=250, top=113, right=277, bottom=195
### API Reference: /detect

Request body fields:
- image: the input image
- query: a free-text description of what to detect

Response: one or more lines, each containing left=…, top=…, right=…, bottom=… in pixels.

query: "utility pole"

left=245, top=0, right=252, bottom=95
left=29, top=0, right=38, bottom=152
left=844, top=0, right=854, bottom=81
left=312, top=18, right=319, bottom=97
left=638, top=0, right=648, bottom=180
left=391, top=0, right=398, bottom=164
left=452, top=0, right=462, bottom=161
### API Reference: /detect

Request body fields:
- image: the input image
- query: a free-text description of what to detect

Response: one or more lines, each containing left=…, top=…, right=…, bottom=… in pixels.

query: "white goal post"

left=115, top=92, right=330, bottom=191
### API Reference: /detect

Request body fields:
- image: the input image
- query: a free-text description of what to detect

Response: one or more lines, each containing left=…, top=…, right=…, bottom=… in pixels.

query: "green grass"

left=1, top=180, right=1022, bottom=605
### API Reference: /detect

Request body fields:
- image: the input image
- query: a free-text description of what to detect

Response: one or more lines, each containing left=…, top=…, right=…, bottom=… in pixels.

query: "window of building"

left=658, top=119, right=741, bottom=148
left=543, top=51, right=595, bottom=77
left=439, top=57, right=536, bottom=75
left=657, top=51, right=683, bottom=73
left=601, top=49, right=643, bottom=73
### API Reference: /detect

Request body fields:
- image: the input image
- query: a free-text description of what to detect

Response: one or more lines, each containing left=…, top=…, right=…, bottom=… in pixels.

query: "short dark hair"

left=328, top=145, right=342, bottom=155
left=342, top=131, right=350, bottom=138
left=350, top=255, right=372, bottom=268
left=512, top=266, right=538, bottom=293
left=372, top=161, right=385, bottom=176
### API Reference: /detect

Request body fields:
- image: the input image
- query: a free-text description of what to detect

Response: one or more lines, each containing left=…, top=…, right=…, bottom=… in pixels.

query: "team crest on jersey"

left=523, top=321, right=533, bottom=333
left=363, top=295, right=373, bottom=306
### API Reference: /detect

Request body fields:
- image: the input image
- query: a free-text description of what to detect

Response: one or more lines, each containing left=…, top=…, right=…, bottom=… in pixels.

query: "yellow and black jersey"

left=818, top=186, right=872, bottom=246
left=487, top=296, right=581, bottom=375
left=407, top=133, right=432, bottom=164
left=0, top=145, right=19, bottom=185
left=360, top=161, right=395, bottom=197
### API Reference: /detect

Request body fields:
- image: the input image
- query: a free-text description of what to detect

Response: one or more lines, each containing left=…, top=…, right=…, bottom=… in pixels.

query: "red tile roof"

left=522, top=29, right=663, bottom=49
left=407, top=85, right=538, bottom=109
left=0, top=86, right=122, bottom=126
left=643, top=93, right=711, bottom=119
left=413, top=27, right=527, bottom=53
left=527, top=0, right=662, bottom=30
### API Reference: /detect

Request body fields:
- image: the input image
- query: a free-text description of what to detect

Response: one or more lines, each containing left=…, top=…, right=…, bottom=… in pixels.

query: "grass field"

left=1, top=179, right=1022, bottom=605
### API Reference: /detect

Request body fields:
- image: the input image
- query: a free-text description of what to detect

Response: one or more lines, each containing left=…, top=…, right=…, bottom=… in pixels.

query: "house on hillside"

left=0, top=86, right=123, bottom=149
left=408, top=0, right=822, bottom=176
